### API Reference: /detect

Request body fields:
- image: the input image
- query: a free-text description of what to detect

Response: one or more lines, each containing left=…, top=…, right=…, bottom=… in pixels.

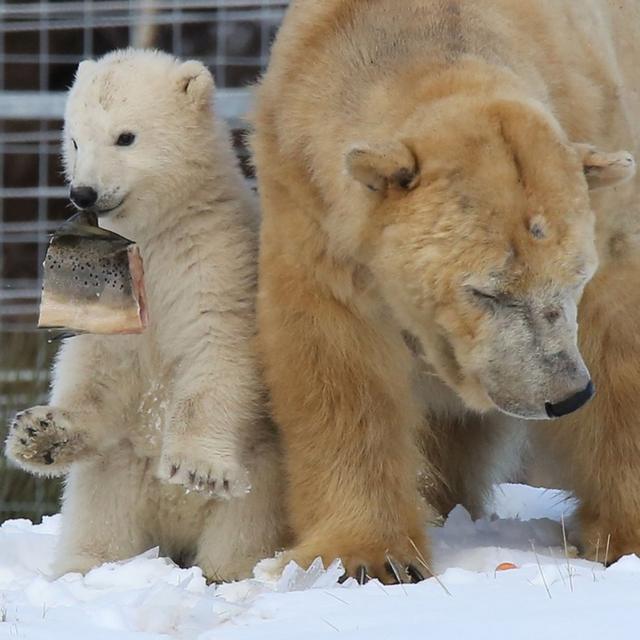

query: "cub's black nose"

left=70, top=186, right=98, bottom=209
left=545, top=380, right=595, bottom=418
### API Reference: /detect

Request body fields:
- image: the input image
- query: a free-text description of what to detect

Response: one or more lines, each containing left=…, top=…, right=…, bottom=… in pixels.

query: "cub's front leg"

left=153, top=225, right=261, bottom=500
left=6, top=406, right=88, bottom=476
left=5, top=334, right=139, bottom=476
left=156, top=319, right=260, bottom=499
left=157, top=390, right=252, bottom=499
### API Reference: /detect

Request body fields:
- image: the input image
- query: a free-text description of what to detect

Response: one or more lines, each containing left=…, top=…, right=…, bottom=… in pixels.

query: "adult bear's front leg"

left=258, top=244, right=430, bottom=584
left=533, top=258, right=640, bottom=564
left=576, top=261, right=640, bottom=563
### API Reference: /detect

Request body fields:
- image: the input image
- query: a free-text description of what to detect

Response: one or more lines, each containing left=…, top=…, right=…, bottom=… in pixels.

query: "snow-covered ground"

left=1, top=484, right=638, bottom=639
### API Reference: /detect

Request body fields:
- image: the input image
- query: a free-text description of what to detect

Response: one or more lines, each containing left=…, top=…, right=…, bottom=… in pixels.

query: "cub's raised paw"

left=5, top=406, right=84, bottom=476
left=157, top=451, right=250, bottom=500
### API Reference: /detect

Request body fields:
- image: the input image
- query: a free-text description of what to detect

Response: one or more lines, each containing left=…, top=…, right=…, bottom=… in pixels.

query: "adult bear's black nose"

left=545, top=380, right=595, bottom=418
left=70, top=186, right=98, bottom=209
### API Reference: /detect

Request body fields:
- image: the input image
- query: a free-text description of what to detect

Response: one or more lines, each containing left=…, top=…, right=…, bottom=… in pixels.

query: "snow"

left=0, top=484, right=637, bottom=639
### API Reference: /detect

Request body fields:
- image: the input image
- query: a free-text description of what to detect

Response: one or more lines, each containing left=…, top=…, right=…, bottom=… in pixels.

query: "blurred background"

left=0, top=0, right=288, bottom=524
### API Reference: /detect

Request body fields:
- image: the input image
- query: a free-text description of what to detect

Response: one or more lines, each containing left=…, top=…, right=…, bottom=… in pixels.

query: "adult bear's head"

left=345, top=97, right=635, bottom=419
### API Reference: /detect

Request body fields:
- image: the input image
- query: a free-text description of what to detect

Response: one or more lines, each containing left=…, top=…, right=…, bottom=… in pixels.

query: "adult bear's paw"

left=157, top=447, right=251, bottom=499
left=5, top=406, right=85, bottom=476
left=338, top=551, right=430, bottom=585
left=282, top=537, right=432, bottom=586
left=579, top=514, right=637, bottom=566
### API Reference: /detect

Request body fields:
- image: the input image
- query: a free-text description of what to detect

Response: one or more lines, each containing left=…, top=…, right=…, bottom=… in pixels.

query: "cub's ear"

left=74, top=59, right=97, bottom=82
left=346, top=142, right=419, bottom=193
left=574, top=143, right=636, bottom=190
left=175, top=60, right=215, bottom=109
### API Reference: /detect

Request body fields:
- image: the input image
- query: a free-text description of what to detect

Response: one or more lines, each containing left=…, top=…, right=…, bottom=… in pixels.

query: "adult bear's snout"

left=545, top=380, right=595, bottom=418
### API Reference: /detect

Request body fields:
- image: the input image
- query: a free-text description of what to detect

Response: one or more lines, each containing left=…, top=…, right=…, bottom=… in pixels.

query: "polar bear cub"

left=5, top=49, right=284, bottom=581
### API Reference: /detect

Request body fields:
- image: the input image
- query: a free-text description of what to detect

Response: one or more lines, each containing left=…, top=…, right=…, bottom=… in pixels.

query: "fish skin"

left=38, top=212, right=147, bottom=334
left=56, top=210, right=133, bottom=244
left=42, top=236, right=135, bottom=303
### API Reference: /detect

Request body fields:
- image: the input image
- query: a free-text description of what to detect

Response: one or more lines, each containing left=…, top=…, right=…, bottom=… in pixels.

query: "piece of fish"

left=38, top=211, right=148, bottom=334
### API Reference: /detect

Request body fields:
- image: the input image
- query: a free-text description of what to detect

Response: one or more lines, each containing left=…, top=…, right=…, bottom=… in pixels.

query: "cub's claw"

left=157, top=452, right=250, bottom=500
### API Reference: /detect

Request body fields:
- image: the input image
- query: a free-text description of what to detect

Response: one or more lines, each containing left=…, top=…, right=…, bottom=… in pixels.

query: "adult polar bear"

left=252, top=0, right=640, bottom=582
left=6, top=50, right=284, bottom=581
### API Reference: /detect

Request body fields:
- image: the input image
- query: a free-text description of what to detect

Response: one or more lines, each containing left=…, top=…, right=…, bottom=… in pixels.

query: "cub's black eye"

left=116, top=132, right=136, bottom=147
left=72, top=139, right=78, bottom=150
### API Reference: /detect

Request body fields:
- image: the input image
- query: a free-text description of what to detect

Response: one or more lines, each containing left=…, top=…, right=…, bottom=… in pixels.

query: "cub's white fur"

left=5, top=49, right=284, bottom=581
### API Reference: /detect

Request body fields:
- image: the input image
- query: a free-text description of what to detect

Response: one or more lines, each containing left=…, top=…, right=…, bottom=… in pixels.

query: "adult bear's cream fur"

left=251, top=0, right=640, bottom=581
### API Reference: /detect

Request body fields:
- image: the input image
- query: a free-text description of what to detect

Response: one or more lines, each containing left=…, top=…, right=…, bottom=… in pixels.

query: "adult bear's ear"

left=573, top=143, right=636, bottom=190
left=346, top=142, right=419, bottom=193
left=175, top=60, right=215, bottom=110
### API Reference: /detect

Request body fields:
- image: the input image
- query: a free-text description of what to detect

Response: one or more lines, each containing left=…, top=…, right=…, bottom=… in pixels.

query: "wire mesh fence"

left=0, top=0, right=288, bottom=523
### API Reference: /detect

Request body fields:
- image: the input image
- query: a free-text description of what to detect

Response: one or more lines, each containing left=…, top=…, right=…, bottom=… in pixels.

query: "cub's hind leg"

left=195, top=422, right=286, bottom=582
left=52, top=443, right=155, bottom=577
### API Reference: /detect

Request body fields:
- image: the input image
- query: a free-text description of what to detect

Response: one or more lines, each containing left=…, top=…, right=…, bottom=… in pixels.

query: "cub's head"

left=346, top=98, right=635, bottom=419
left=63, top=49, right=216, bottom=223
